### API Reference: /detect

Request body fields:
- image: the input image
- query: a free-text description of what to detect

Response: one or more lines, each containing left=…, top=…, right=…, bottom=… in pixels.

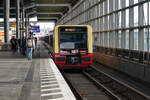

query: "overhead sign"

left=11, top=22, right=16, bottom=28
left=30, top=26, right=40, bottom=33
left=23, top=28, right=26, bottom=32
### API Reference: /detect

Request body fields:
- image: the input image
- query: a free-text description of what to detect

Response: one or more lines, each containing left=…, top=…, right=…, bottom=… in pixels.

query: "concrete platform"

left=0, top=54, right=34, bottom=100
left=40, top=59, right=76, bottom=100
left=0, top=41, right=76, bottom=100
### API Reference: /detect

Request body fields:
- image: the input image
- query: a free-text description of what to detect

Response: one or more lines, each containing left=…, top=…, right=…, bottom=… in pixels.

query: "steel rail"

left=83, top=71, right=121, bottom=100
left=61, top=69, right=121, bottom=100
left=89, top=65, right=150, bottom=100
left=61, top=71, right=83, bottom=100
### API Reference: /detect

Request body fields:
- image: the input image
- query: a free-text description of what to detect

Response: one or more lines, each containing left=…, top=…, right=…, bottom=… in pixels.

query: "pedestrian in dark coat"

left=22, top=37, right=26, bottom=56
left=10, top=36, right=17, bottom=54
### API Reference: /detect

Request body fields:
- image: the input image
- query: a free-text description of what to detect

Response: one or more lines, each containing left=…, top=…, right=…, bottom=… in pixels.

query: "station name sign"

left=30, top=26, right=40, bottom=33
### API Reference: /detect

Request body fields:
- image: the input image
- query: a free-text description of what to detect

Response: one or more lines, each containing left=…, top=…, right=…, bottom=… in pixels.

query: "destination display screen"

left=59, top=27, right=87, bottom=32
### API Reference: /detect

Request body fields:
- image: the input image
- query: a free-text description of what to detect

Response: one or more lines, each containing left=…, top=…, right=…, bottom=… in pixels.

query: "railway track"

left=84, top=66, right=150, bottom=100
left=61, top=70, right=121, bottom=100
left=61, top=66, right=150, bottom=100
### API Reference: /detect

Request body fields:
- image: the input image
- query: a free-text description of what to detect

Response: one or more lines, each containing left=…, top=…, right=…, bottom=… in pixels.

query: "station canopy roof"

left=0, top=0, right=80, bottom=22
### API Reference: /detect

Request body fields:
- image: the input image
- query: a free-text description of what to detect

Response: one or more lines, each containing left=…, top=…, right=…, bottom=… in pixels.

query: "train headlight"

left=71, top=50, right=79, bottom=54
left=60, top=50, right=69, bottom=54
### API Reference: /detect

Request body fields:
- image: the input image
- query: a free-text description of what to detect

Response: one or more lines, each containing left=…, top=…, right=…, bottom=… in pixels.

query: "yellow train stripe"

left=54, top=26, right=59, bottom=53
left=87, top=25, right=93, bottom=53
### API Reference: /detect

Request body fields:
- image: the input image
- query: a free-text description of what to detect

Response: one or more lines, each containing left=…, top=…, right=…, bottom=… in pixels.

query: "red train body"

left=52, top=25, right=93, bottom=68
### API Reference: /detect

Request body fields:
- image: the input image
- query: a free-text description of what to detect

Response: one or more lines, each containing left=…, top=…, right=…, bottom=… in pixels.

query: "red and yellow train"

left=52, top=25, right=93, bottom=68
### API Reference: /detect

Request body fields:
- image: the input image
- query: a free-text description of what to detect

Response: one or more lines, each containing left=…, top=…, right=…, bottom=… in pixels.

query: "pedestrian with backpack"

left=27, top=36, right=33, bottom=60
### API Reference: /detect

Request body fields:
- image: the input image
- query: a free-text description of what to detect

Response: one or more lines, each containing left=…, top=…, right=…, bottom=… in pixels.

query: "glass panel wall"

left=57, top=0, right=150, bottom=52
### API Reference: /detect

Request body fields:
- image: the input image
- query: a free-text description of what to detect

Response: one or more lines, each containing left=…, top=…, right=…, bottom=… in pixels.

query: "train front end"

left=54, top=25, right=93, bottom=68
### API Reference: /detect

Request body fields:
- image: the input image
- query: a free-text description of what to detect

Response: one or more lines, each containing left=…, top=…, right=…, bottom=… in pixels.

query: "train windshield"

left=59, top=27, right=87, bottom=49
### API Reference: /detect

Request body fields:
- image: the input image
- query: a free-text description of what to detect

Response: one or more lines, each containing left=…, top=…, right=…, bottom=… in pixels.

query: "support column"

left=22, top=8, right=25, bottom=38
left=138, top=0, right=144, bottom=51
left=4, top=0, right=10, bottom=43
left=104, top=0, right=108, bottom=47
left=25, top=13, right=29, bottom=38
left=121, top=0, right=126, bottom=49
left=20, top=11, right=22, bottom=40
left=129, top=0, right=134, bottom=50
left=16, top=0, right=20, bottom=39
left=115, top=0, right=119, bottom=48
left=101, top=2, right=104, bottom=46
left=109, top=0, right=113, bottom=47
left=97, top=4, right=100, bottom=46
left=147, top=0, right=150, bottom=62
left=25, top=12, right=28, bottom=38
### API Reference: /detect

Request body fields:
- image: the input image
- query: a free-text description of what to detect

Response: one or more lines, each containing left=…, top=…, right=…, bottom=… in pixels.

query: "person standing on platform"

left=27, top=36, right=33, bottom=60
left=10, top=36, right=17, bottom=54
left=22, top=37, right=26, bottom=56
left=34, top=37, right=37, bottom=48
